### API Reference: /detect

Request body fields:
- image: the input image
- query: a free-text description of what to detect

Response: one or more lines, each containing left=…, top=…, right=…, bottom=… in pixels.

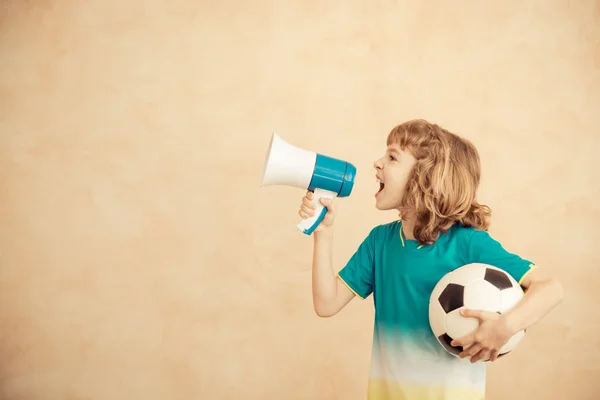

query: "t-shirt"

left=337, top=220, right=536, bottom=400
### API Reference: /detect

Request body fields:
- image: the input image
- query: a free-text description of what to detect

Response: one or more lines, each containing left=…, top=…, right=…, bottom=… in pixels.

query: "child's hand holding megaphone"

left=298, top=190, right=336, bottom=233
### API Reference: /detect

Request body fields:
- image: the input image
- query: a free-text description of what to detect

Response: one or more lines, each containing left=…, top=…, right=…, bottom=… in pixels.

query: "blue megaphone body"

left=261, top=133, right=356, bottom=235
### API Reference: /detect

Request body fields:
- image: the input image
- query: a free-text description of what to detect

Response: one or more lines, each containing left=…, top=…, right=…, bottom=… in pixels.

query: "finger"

left=302, top=196, right=316, bottom=209
left=306, top=191, right=314, bottom=200
left=301, top=198, right=314, bottom=209
left=470, top=349, right=490, bottom=363
left=459, top=343, right=481, bottom=359
left=460, top=308, right=483, bottom=320
left=300, top=204, right=315, bottom=215
left=451, top=333, right=475, bottom=348
left=489, top=349, right=499, bottom=362
left=320, top=198, right=335, bottom=210
left=298, top=210, right=311, bottom=219
left=460, top=309, right=495, bottom=321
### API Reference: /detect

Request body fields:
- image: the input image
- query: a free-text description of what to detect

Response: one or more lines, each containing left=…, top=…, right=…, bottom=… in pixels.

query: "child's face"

left=373, top=143, right=417, bottom=210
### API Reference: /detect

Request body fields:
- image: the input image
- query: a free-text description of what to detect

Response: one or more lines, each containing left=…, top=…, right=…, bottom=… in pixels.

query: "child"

left=298, top=119, right=564, bottom=400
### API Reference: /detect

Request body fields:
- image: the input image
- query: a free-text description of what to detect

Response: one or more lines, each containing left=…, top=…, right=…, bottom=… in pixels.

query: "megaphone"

left=261, top=133, right=357, bottom=235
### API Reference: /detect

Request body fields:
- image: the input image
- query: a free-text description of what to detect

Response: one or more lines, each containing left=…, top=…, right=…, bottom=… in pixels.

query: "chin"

left=375, top=195, right=401, bottom=211
left=374, top=199, right=394, bottom=211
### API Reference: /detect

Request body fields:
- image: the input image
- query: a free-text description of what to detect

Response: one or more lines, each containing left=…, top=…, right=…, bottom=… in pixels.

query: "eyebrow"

left=387, top=148, right=400, bottom=155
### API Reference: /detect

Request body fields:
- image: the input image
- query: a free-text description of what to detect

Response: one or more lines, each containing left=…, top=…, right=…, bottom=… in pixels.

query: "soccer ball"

left=428, top=263, right=526, bottom=360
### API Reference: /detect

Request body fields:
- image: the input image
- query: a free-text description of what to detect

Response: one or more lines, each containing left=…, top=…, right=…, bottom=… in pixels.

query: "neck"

left=400, top=213, right=416, bottom=241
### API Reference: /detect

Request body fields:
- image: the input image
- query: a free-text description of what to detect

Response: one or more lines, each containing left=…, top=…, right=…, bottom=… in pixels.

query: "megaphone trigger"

left=296, top=188, right=337, bottom=235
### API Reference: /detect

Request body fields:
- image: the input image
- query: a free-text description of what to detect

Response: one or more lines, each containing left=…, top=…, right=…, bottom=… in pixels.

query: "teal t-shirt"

left=337, top=220, right=535, bottom=400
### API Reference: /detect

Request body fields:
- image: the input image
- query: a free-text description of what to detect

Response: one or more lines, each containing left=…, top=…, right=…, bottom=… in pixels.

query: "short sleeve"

left=467, top=229, right=537, bottom=287
left=337, top=228, right=376, bottom=299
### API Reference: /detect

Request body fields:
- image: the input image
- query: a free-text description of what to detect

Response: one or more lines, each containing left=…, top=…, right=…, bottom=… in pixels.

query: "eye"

left=389, top=155, right=397, bottom=161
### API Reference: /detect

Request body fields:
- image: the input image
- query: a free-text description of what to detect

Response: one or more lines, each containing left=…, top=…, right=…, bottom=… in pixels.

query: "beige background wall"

left=0, top=1, right=598, bottom=399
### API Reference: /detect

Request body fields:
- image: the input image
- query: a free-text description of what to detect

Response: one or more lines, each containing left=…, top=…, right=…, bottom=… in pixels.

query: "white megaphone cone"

left=261, top=133, right=316, bottom=190
left=261, top=133, right=357, bottom=235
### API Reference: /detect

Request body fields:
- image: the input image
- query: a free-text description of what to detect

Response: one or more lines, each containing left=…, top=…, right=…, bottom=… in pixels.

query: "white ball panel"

left=463, top=280, right=502, bottom=312
left=445, top=308, right=479, bottom=342
left=499, top=286, right=525, bottom=314
left=428, top=296, right=448, bottom=337
left=447, top=263, right=487, bottom=286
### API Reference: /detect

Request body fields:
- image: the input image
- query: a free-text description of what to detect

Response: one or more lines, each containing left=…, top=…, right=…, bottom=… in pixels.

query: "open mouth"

left=376, top=178, right=385, bottom=195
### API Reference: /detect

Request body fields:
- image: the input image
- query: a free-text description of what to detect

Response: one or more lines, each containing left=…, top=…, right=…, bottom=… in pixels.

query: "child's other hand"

left=450, top=308, right=514, bottom=363
left=298, top=191, right=336, bottom=232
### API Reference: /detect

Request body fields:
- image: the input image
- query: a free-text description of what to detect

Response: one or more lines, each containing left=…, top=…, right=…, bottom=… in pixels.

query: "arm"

left=451, top=230, right=564, bottom=362
left=312, top=228, right=355, bottom=317
left=502, top=267, right=564, bottom=334
left=299, top=192, right=355, bottom=317
left=453, top=267, right=564, bottom=362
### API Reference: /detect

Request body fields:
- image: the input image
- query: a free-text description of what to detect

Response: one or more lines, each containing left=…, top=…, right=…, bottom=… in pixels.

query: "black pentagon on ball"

left=437, top=283, right=464, bottom=314
left=438, top=333, right=462, bottom=356
left=484, top=268, right=513, bottom=290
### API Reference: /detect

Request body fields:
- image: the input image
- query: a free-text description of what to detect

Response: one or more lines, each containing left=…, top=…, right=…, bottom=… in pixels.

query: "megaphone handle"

left=297, top=188, right=337, bottom=235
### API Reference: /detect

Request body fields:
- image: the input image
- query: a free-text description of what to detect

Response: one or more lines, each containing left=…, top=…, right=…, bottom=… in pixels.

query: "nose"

left=373, top=157, right=383, bottom=170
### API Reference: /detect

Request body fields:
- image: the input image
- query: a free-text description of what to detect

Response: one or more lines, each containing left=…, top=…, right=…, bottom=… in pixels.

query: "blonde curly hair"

left=387, top=119, right=491, bottom=245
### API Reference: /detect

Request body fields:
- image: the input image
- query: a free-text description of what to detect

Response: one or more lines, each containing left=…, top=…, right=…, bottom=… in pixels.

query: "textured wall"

left=0, top=1, right=598, bottom=399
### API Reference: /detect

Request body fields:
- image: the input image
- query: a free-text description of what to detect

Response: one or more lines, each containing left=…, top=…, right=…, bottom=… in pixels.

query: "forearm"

left=312, top=228, right=338, bottom=312
left=503, top=277, right=564, bottom=334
